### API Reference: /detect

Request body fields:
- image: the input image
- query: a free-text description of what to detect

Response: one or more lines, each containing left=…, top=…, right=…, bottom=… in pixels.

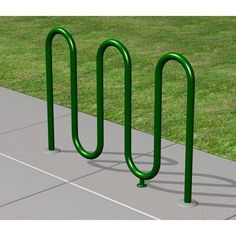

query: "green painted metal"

left=125, top=52, right=196, bottom=201
left=46, top=27, right=103, bottom=159
left=45, top=27, right=196, bottom=204
left=155, top=53, right=195, bottom=203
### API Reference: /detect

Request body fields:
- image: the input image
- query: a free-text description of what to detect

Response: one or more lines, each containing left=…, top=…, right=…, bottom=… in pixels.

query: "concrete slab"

left=0, top=183, right=152, bottom=220
left=0, top=106, right=173, bottom=180
left=0, top=87, right=69, bottom=135
left=0, top=154, right=63, bottom=206
left=72, top=144, right=236, bottom=220
left=1, top=87, right=236, bottom=220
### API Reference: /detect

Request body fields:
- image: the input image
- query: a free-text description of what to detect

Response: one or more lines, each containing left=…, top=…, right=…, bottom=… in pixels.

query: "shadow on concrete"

left=86, top=158, right=236, bottom=209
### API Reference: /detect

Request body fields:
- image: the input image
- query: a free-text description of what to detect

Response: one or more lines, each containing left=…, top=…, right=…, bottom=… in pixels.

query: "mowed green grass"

left=0, top=16, right=235, bottom=160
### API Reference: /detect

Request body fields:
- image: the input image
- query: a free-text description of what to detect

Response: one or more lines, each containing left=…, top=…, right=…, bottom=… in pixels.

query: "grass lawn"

left=0, top=16, right=235, bottom=161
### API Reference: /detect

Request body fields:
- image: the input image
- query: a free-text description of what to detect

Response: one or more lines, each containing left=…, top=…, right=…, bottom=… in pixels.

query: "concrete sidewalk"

left=0, top=87, right=235, bottom=220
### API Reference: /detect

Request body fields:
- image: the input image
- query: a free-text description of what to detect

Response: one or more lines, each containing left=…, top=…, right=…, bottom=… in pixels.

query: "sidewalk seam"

left=0, top=151, right=159, bottom=220
left=225, top=214, right=236, bottom=220
left=67, top=151, right=154, bottom=183
left=68, top=142, right=176, bottom=183
left=0, top=142, right=176, bottom=216
left=0, top=113, right=70, bottom=136
left=0, top=183, right=67, bottom=209
left=0, top=150, right=155, bottom=209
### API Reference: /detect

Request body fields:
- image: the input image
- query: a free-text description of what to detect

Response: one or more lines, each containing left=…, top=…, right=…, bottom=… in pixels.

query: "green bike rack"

left=45, top=27, right=197, bottom=206
left=46, top=27, right=103, bottom=158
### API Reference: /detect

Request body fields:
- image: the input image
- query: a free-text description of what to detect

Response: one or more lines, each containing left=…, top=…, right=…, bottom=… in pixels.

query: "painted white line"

left=0, top=151, right=159, bottom=220
left=0, top=152, right=67, bottom=182
left=69, top=182, right=159, bottom=220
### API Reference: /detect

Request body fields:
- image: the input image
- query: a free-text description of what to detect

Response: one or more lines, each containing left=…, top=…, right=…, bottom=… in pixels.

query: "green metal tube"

left=45, top=27, right=103, bottom=159
left=155, top=52, right=195, bottom=203
left=45, top=28, right=195, bottom=201
left=97, top=39, right=161, bottom=187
